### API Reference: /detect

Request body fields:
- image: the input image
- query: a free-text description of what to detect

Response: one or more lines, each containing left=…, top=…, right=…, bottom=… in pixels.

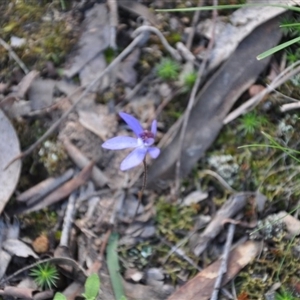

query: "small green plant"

left=275, top=289, right=297, bottom=300
left=156, top=58, right=180, bottom=80
left=279, top=16, right=300, bottom=36
left=53, top=274, right=100, bottom=300
left=30, top=262, right=59, bottom=290
left=53, top=293, right=66, bottom=300
left=82, top=273, right=100, bottom=300
left=238, top=111, right=269, bottom=135
left=183, top=71, right=197, bottom=89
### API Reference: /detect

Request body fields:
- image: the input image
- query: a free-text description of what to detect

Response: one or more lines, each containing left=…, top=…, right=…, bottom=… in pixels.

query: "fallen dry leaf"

left=64, top=4, right=110, bottom=78
left=277, top=211, right=300, bottom=237
left=28, top=79, right=56, bottom=110
left=2, top=239, right=38, bottom=258
left=168, top=241, right=261, bottom=300
left=0, top=109, right=21, bottom=214
left=78, top=110, right=112, bottom=141
left=118, top=48, right=140, bottom=87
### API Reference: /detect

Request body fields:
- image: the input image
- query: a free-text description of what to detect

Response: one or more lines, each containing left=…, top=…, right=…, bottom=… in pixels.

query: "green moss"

left=166, top=32, right=182, bottom=45
left=156, top=58, right=180, bottom=81
left=0, top=0, right=78, bottom=78
left=183, top=71, right=197, bottom=90
left=238, top=112, right=270, bottom=135
left=155, top=198, right=197, bottom=242
left=20, top=210, right=58, bottom=239
left=236, top=235, right=300, bottom=298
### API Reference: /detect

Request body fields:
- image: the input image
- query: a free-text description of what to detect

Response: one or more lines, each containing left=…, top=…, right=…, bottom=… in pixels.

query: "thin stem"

left=133, top=159, right=147, bottom=220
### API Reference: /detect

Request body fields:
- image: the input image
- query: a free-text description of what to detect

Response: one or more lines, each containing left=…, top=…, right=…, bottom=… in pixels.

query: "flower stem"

left=134, top=159, right=147, bottom=219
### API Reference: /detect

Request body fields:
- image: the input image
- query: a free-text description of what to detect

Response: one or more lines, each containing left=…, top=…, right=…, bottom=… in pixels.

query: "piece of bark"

left=167, top=240, right=261, bottom=300
left=24, top=163, right=93, bottom=213
left=62, top=138, right=108, bottom=187
left=17, top=169, right=74, bottom=204
left=147, top=16, right=283, bottom=188
left=190, top=193, right=250, bottom=256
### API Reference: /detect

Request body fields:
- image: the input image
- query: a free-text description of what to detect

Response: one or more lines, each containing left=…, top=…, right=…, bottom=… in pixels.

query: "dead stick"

left=60, top=191, right=77, bottom=248
left=210, top=222, right=236, bottom=300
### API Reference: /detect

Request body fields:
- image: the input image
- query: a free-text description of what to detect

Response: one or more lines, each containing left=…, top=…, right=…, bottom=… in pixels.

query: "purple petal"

left=120, top=148, right=147, bottom=171
left=102, top=136, right=137, bottom=150
left=119, top=112, right=143, bottom=136
left=144, top=138, right=154, bottom=146
left=148, top=147, right=160, bottom=159
left=151, top=120, right=157, bottom=136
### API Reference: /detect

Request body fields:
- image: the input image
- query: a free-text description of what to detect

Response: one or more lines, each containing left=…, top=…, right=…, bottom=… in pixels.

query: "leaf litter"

left=2, top=1, right=300, bottom=299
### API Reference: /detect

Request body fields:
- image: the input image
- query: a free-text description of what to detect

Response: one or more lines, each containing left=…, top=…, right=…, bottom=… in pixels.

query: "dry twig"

left=210, top=223, right=236, bottom=300
left=60, top=191, right=77, bottom=248
left=132, top=25, right=182, bottom=61
left=107, top=0, right=118, bottom=49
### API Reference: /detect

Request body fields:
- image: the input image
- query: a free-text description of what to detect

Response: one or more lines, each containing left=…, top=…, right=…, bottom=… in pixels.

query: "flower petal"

left=144, top=138, right=154, bottom=146
left=148, top=147, right=160, bottom=159
left=102, top=136, right=138, bottom=150
left=119, top=112, right=143, bottom=136
left=151, top=120, right=157, bottom=136
left=120, top=148, right=147, bottom=171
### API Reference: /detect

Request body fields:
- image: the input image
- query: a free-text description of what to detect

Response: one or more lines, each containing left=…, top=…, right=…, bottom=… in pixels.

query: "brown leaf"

left=168, top=241, right=261, bottom=300
left=2, top=239, right=38, bottom=258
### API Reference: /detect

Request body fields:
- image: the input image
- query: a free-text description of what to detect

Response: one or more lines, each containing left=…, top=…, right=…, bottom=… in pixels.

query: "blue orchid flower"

left=102, top=112, right=160, bottom=171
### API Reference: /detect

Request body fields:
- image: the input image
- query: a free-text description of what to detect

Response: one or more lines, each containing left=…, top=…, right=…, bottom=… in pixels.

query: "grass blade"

left=106, top=232, right=126, bottom=300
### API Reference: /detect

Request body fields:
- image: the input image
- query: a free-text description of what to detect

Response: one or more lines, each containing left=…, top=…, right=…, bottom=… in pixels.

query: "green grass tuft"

left=156, top=58, right=180, bottom=81
left=30, top=262, right=59, bottom=290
